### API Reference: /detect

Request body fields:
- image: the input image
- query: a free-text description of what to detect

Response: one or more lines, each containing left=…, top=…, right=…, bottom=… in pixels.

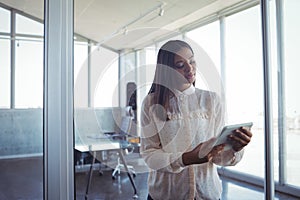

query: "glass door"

left=0, top=3, right=44, bottom=199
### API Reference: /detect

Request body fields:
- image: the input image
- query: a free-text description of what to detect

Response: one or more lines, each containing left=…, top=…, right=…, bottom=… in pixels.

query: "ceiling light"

left=159, top=7, right=164, bottom=16
left=123, top=27, right=128, bottom=35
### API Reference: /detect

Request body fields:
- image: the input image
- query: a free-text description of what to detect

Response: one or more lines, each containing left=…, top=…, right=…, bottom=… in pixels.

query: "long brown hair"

left=148, top=40, right=195, bottom=119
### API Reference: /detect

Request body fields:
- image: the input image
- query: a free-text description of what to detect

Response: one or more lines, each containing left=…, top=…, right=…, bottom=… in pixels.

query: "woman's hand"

left=228, top=127, right=253, bottom=152
left=204, top=144, right=225, bottom=162
left=182, top=142, right=225, bottom=166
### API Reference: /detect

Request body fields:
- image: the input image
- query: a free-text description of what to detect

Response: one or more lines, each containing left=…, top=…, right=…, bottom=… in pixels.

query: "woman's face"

left=173, top=47, right=196, bottom=91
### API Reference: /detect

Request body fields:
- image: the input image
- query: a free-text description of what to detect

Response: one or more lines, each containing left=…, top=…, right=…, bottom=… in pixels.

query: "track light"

left=123, top=27, right=128, bottom=35
left=159, top=7, right=164, bottom=16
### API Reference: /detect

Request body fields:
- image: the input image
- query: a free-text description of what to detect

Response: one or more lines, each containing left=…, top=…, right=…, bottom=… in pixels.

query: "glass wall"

left=141, top=0, right=300, bottom=196
left=284, top=0, right=300, bottom=187
left=72, top=0, right=300, bottom=197
left=223, top=5, right=265, bottom=178
left=0, top=4, right=44, bottom=200
left=73, top=2, right=121, bottom=198
left=220, top=0, right=300, bottom=191
left=65, top=0, right=300, bottom=197
left=3, top=0, right=294, bottom=198
left=0, top=38, right=10, bottom=108
left=0, top=7, right=10, bottom=108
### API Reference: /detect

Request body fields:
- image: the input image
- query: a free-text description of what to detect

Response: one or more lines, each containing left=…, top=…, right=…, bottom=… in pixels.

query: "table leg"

left=85, top=151, right=96, bottom=200
left=118, top=149, right=138, bottom=199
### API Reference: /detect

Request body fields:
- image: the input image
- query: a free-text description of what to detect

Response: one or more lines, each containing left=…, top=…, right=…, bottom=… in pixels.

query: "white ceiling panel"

left=0, top=0, right=251, bottom=51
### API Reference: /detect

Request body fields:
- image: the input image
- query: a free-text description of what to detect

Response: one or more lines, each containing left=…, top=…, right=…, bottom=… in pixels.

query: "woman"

left=140, top=40, right=252, bottom=200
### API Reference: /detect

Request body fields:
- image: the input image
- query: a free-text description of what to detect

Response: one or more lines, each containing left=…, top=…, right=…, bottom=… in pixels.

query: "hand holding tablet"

left=214, top=122, right=253, bottom=151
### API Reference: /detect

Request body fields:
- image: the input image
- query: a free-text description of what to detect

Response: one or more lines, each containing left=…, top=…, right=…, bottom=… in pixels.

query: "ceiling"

left=0, top=0, right=250, bottom=52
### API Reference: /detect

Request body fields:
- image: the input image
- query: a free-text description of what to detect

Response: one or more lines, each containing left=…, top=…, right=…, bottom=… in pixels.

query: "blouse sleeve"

left=140, top=96, right=185, bottom=173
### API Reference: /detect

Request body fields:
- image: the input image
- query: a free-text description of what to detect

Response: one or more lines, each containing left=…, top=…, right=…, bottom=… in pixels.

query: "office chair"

left=109, top=107, right=137, bottom=179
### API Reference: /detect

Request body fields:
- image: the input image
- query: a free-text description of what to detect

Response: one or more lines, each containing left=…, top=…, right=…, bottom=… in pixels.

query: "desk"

left=75, top=136, right=138, bottom=199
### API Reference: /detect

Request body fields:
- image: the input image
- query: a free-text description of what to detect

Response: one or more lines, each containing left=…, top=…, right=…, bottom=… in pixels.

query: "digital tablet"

left=214, top=122, right=253, bottom=150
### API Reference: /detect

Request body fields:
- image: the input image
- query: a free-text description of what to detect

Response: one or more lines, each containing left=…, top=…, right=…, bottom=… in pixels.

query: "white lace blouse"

left=140, top=85, right=244, bottom=200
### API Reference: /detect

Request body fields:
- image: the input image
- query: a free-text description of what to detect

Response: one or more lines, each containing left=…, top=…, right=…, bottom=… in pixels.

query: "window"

left=74, top=41, right=89, bottom=107
left=92, top=46, right=119, bottom=107
left=0, top=38, right=10, bottom=108
left=182, top=1, right=300, bottom=197
left=186, top=21, right=220, bottom=73
left=139, top=34, right=184, bottom=101
left=0, top=7, right=10, bottom=108
left=224, top=6, right=265, bottom=178
left=14, top=13, right=44, bottom=108
left=0, top=5, right=44, bottom=200
left=15, top=38, right=43, bottom=108
left=0, top=7, right=10, bottom=33
left=186, top=21, right=221, bottom=92
left=283, top=0, right=300, bottom=187
left=74, top=43, right=119, bottom=108
left=144, top=46, right=156, bottom=95
left=16, top=14, right=43, bottom=36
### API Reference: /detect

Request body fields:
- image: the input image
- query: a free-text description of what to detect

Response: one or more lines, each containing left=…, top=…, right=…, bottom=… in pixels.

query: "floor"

left=75, top=168, right=148, bottom=200
left=0, top=155, right=299, bottom=200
